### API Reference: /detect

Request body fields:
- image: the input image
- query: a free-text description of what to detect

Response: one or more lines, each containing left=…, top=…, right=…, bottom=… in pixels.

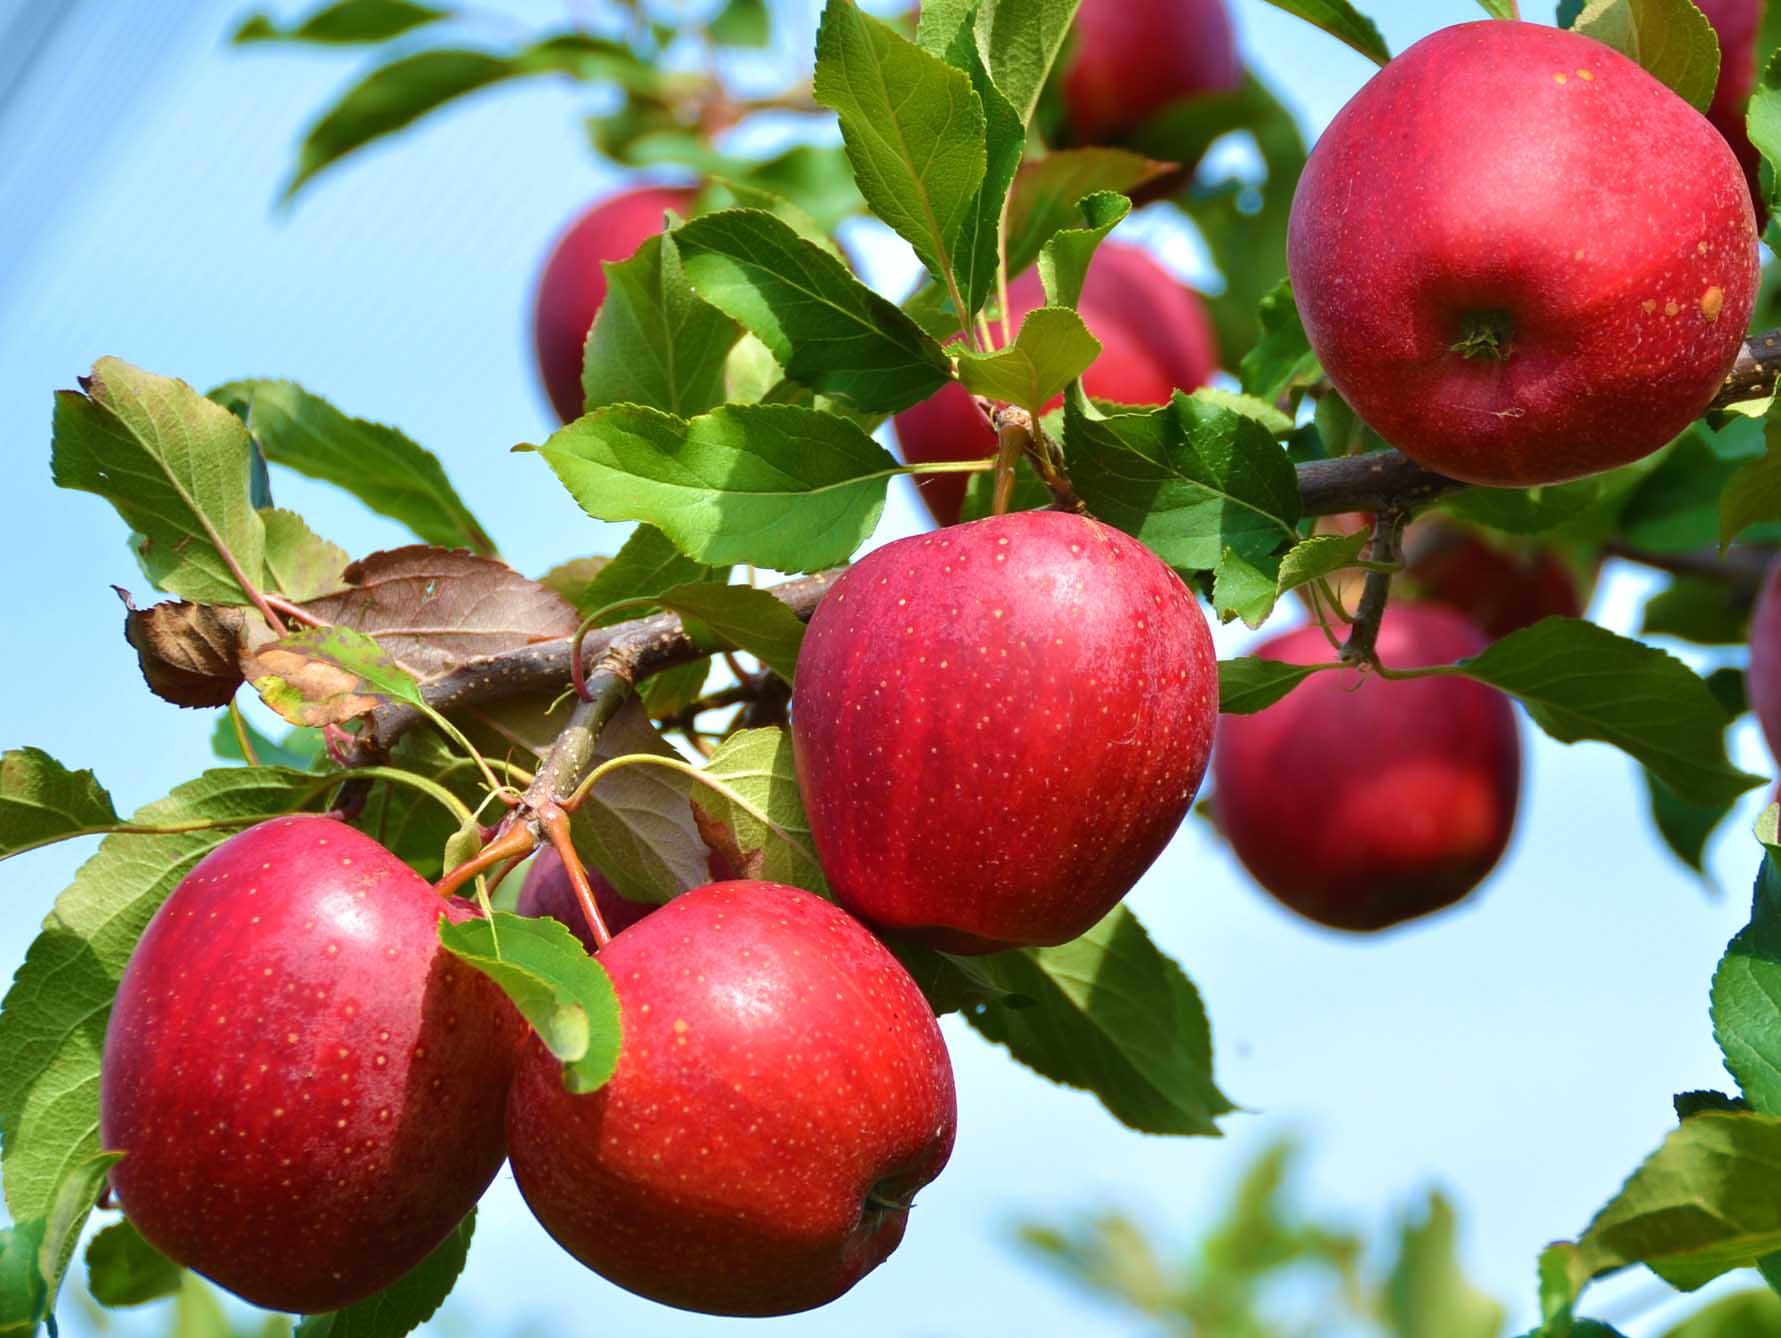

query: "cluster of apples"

left=96, top=0, right=1772, bottom=1324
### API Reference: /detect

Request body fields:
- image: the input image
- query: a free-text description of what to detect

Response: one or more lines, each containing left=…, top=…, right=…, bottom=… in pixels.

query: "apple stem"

left=434, top=821, right=537, bottom=901
left=990, top=409, right=1029, bottom=516
left=544, top=808, right=614, bottom=950
left=1341, top=509, right=1406, bottom=668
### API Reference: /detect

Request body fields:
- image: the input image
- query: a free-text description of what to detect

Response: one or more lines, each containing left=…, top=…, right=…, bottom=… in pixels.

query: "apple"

left=100, top=815, right=516, bottom=1313
left=505, top=880, right=956, bottom=1317
left=1400, top=521, right=1590, bottom=641
left=1288, top=21, right=1759, bottom=488
left=792, top=509, right=1219, bottom=952
left=1059, top=0, right=1242, bottom=147
left=1695, top=0, right=1765, bottom=224
left=533, top=186, right=695, bottom=423
left=516, top=846, right=655, bottom=950
left=1212, top=604, right=1521, bottom=931
left=893, top=242, right=1218, bottom=526
left=1747, top=558, right=1781, bottom=761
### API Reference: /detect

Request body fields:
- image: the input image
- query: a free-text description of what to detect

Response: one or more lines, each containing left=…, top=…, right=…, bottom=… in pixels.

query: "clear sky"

left=0, top=2, right=1771, bottom=1335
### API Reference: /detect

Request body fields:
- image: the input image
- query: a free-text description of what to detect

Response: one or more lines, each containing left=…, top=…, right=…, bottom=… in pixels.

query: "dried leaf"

left=119, top=593, right=258, bottom=708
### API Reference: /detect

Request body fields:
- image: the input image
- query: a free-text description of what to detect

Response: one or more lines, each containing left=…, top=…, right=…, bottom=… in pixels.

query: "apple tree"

left=6, top=0, right=1781, bottom=1335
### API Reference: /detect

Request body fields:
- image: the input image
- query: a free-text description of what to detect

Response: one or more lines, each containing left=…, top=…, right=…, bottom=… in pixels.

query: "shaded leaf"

left=1255, top=0, right=1390, bottom=64
left=233, top=0, right=448, bottom=44
left=1218, top=658, right=1326, bottom=715
left=0, top=749, right=119, bottom=862
left=691, top=727, right=829, bottom=894
left=294, top=1211, right=473, bottom=1338
left=261, top=509, right=351, bottom=600
left=1713, top=846, right=1781, bottom=1112
left=84, top=1220, right=180, bottom=1308
left=1004, top=149, right=1174, bottom=279
left=121, top=597, right=253, bottom=709
left=654, top=582, right=807, bottom=682
left=1238, top=279, right=1319, bottom=404
left=1574, top=0, right=1720, bottom=113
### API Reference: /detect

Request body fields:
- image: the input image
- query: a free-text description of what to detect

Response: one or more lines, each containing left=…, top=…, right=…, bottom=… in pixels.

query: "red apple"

left=1213, top=605, right=1521, bottom=931
left=533, top=186, right=695, bottom=423
left=792, top=510, right=1219, bottom=952
left=516, top=847, right=654, bottom=950
left=100, top=816, right=516, bottom=1313
left=1059, top=0, right=1242, bottom=146
left=506, top=880, right=955, bottom=1317
left=893, top=243, right=1218, bottom=526
left=1288, top=21, right=1758, bottom=488
left=1400, top=522, right=1590, bottom=641
left=1695, top=0, right=1765, bottom=225
left=1747, top=558, right=1781, bottom=760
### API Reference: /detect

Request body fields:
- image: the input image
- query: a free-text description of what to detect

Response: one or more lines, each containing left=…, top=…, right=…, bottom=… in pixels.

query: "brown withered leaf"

left=241, top=625, right=408, bottom=727
left=298, top=546, right=579, bottom=681
left=119, top=591, right=265, bottom=708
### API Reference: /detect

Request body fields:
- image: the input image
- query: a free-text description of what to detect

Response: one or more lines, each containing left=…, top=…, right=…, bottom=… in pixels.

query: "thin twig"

left=1341, top=510, right=1405, bottom=667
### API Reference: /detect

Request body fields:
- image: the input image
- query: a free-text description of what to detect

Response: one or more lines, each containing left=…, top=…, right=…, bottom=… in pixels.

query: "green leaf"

left=244, top=625, right=422, bottom=727
left=709, top=0, right=770, bottom=46
left=814, top=0, right=987, bottom=307
left=212, top=379, right=494, bottom=555
left=1383, top=1192, right=1506, bottom=1338
left=691, top=727, right=829, bottom=894
left=1647, top=768, right=1734, bottom=876
left=1713, top=847, right=1781, bottom=1113
left=581, top=233, right=740, bottom=419
left=1066, top=389, right=1301, bottom=574
left=1275, top=529, right=1370, bottom=599
left=233, top=0, right=448, bottom=44
left=36, top=1152, right=120, bottom=1318
left=1441, top=473, right=1626, bottom=536
left=1038, top=191, right=1130, bottom=310
left=1642, top=577, right=1752, bottom=645
left=534, top=402, right=899, bottom=572
left=1254, top=0, right=1390, bottom=65
left=0, top=1217, right=46, bottom=1336
left=1003, top=149, right=1173, bottom=279
left=1620, top=423, right=1761, bottom=554
left=675, top=210, right=949, bottom=413
left=1558, top=0, right=1586, bottom=22
left=84, top=1220, right=181, bottom=1308
left=973, top=0, right=1083, bottom=126
left=1573, top=0, right=1720, bottom=113
left=440, top=915, right=619, bottom=1093
left=1471, top=0, right=1521, bottom=16
left=281, top=35, right=642, bottom=196
left=653, top=583, right=807, bottom=683
left=576, top=525, right=721, bottom=622
left=937, top=5, right=1025, bottom=320
left=1570, top=1111, right=1781, bottom=1291
left=1749, top=50, right=1781, bottom=220
left=1211, top=547, right=1281, bottom=628
left=1218, top=657, right=1328, bottom=715
left=1723, top=404, right=1781, bottom=548
left=1453, top=619, right=1762, bottom=808
left=956, top=308, right=1100, bottom=412
left=53, top=358, right=267, bottom=606
left=0, top=749, right=118, bottom=861
left=294, top=1211, right=471, bottom=1336
left=261, top=508, right=351, bottom=600
left=1238, top=280, right=1320, bottom=404
left=965, top=906, right=1234, bottom=1135
left=0, top=770, right=327, bottom=1227
left=1661, top=1288, right=1781, bottom=1336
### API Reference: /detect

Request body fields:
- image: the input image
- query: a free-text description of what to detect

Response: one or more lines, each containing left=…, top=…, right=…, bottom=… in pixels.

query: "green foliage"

left=212, top=380, right=494, bottom=555
left=1572, top=0, right=1721, bottom=113
left=691, top=727, right=830, bottom=894
left=1254, top=0, right=1391, bottom=66
left=956, top=308, right=1101, bottom=412
left=652, top=582, right=807, bottom=683
left=1037, top=190, right=1130, bottom=309
left=232, top=0, right=447, bottom=45
left=84, top=1220, right=181, bottom=1307
left=966, top=907, right=1234, bottom=1136
left=1218, top=658, right=1332, bottom=716
left=581, top=232, right=740, bottom=418
left=441, top=915, right=620, bottom=1092
left=1004, top=149, right=1169, bottom=278
left=675, top=210, right=949, bottom=412
left=0, top=749, right=119, bottom=861
left=1238, top=280, right=1319, bottom=405
left=293, top=1214, right=472, bottom=1336
left=1713, top=843, right=1781, bottom=1114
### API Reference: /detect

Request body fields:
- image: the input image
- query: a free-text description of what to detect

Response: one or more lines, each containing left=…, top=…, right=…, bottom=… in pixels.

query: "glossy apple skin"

left=792, top=511, right=1219, bottom=952
left=1748, top=559, right=1781, bottom=760
left=1213, top=605, right=1521, bottom=932
left=1695, top=0, right=1765, bottom=224
left=506, top=881, right=955, bottom=1317
left=516, top=847, right=655, bottom=950
left=1060, top=0, right=1241, bottom=146
left=100, top=816, right=516, bottom=1313
left=893, top=244, right=1218, bottom=526
left=533, top=186, right=695, bottom=423
left=1289, top=21, right=1758, bottom=487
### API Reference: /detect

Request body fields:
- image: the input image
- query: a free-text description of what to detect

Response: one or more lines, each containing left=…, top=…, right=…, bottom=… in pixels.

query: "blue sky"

left=0, top=1, right=1772, bottom=1334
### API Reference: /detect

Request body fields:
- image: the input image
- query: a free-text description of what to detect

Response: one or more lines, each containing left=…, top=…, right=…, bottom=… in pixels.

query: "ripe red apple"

left=1213, top=605, right=1521, bottom=931
left=516, top=847, right=655, bottom=950
left=893, top=243, right=1218, bottom=526
left=792, top=509, right=1219, bottom=952
left=1288, top=21, right=1759, bottom=488
left=506, top=880, right=955, bottom=1317
left=1059, top=0, right=1242, bottom=146
left=100, top=815, right=516, bottom=1313
left=533, top=185, right=695, bottom=423
left=1695, top=0, right=1765, bottom=224
left=1747, top=558, right=1781, bottom=760
left=1400, top=522, right=1590, bottom=641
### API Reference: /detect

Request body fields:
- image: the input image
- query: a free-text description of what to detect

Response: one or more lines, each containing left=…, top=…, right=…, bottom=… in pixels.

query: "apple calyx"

left=1451, top=310, right=1515, bottom=362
